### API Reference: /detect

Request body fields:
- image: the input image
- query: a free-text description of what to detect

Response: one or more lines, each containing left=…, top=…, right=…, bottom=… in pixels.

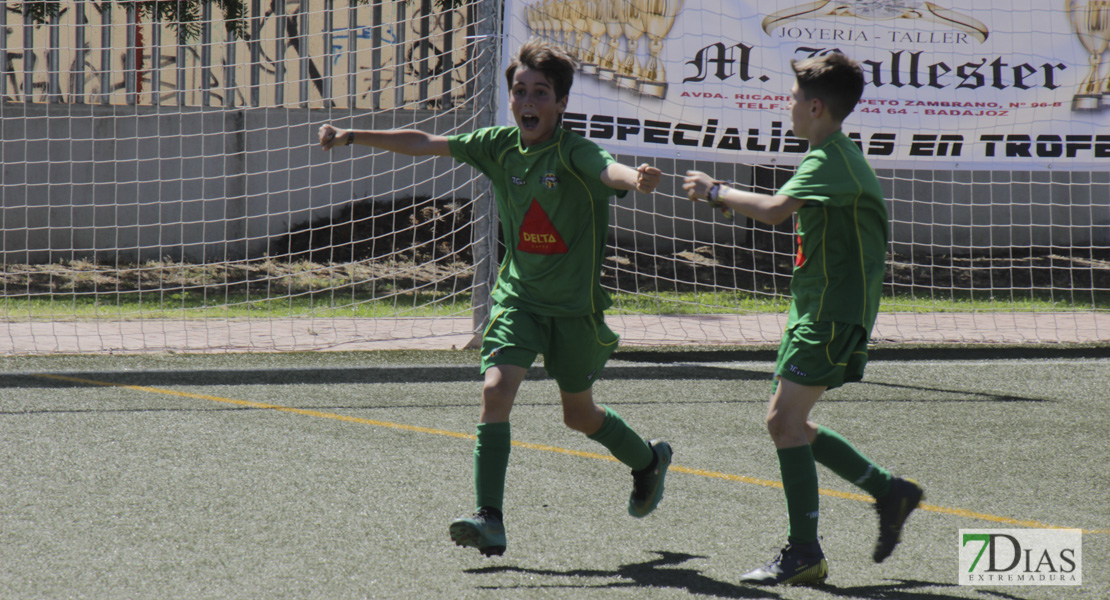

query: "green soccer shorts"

left=774, top=321, right=870, bottom=390
left=480, top=305, right=619, bottom=394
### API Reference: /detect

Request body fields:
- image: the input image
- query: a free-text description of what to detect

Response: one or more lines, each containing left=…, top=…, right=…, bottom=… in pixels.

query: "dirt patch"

left=270, top=196, right=474, bottom=265
left=1, top=195, right=1108, bottom=300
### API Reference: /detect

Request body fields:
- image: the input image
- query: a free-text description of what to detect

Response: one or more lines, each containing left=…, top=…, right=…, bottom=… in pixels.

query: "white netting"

left=1, top=1, right=1108, bottom=355
left=2, top=0, right=499, bottom=353
left=514, top=0, right=1110, bottom=346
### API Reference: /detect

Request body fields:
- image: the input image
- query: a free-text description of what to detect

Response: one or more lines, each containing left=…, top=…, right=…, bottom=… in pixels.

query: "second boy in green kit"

left=684, top=52, right=924, bottom=586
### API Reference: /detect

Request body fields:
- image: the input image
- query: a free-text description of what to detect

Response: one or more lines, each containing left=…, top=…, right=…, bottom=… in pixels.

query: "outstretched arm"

left=601, top=163, right=662, bottom=194
left=318, top=124, right=452, bottom=156
left=682, top=170, right=804, bottom=226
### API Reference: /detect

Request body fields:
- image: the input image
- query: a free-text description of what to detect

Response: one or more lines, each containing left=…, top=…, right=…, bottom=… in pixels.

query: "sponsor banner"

left=959, top=529, right=1082, bottom=586
left=502, top=1, right=1110, bottom=170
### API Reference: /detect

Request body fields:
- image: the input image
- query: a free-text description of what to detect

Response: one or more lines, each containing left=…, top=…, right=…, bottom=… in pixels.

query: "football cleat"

left=628, top=439, right=673, bottom=518
left=873, top=477, right=924, bottom=563
left=740, top=541, right=828, bottom=586
left=449, top=507, right=506, bottom=557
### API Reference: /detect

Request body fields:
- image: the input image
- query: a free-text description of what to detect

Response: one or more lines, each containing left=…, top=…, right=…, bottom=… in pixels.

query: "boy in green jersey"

left=683, top=52, right=923, bottom=586
left=319, top=39, right=672, bottom=558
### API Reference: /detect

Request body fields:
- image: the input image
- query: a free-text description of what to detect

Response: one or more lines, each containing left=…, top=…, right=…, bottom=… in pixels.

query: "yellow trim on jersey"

left=554, top=128, right=605, bottom=316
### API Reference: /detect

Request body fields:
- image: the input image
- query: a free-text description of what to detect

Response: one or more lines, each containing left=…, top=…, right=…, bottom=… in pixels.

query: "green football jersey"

left=777, top=130, right=889, bottom=330
left=448, top=126, right=624, bottom=317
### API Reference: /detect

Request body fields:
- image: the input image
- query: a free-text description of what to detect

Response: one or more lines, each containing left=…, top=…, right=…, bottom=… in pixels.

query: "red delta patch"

left=518, top=199, right=568, bottom=255
left=794, top=222, right=805, bottom=267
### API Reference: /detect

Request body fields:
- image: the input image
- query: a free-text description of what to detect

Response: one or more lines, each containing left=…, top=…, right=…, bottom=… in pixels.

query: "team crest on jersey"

left=518, top=199, right=568, bottom=255
left=541, top=171, right=559, bottom=190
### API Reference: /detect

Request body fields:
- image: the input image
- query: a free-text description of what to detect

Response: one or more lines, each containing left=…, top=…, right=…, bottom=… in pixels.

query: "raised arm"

left=600, top=162, right=662, bottom=194
left=318, top=124, right=452, bottom=156
left=682, top=170, right=804, bottom=226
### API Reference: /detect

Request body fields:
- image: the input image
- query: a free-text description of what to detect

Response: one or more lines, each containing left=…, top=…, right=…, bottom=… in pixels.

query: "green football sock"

left=473, top=422, right=511, bottom=512
left=811, top=426, right=892, bottom=498
left=778, top=444, right=820, bottom=544
left=587, top=405, right=653, bottom=471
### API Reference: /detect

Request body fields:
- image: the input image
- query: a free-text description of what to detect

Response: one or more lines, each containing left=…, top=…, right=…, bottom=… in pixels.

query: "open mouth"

left=521, top=115, right=539, bottom=129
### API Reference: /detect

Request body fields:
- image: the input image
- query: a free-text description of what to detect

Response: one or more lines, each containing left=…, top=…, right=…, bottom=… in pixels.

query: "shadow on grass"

left=467, top=551, right=969, bottom=599
left=0, top=364, right=771, bottom=389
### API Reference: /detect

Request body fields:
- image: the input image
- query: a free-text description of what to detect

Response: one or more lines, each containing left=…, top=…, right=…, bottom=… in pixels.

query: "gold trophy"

left=526, top=4, right=541, bottom=38
left=1067, top=0, right=1110, bottom=111
left=634, top=0, right=684, bottom=98
left=556, top=1, right=575, bottom=55
left=540, top=0, right=556, bottom=43
left=597, top=0, right=624, bottom=81
left=615, top=1, right=646, bottom=90
left=577, top=0, right=606, bottom=74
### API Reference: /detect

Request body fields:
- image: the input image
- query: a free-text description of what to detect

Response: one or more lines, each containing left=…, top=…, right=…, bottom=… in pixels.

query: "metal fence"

left=0, top=0, right=479, bottom=109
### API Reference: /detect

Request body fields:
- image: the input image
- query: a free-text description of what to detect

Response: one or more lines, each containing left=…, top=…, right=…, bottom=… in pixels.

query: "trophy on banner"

left=542, top=0, right=558, bottom=44
left=565, top=0, right=588, bottom=61
left=615, top=2, right=646, bottom=90
left=597, top=0, right=624, bottom=81
left=579, top=0, right=608, bottom=74
left=557, top=1, right=576, bottom=57
left=634, top=0, right=684, bottom=98
left=526, top=4, right=541, bottom=39
left=1067, top=0, right=1110, bottom=110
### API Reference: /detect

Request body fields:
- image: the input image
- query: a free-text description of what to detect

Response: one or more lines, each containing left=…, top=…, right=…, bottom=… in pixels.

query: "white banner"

left=501, top=1, right=1110, bottom=171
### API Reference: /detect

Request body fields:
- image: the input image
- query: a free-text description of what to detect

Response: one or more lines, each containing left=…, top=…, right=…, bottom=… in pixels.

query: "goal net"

left=1, top=0, right=1108, bottom=355
left=2, top=0, right=499, bottom=353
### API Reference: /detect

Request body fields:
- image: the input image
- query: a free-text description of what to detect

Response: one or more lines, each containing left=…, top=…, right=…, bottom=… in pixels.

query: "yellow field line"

left=38, top=373, right=1109, bottom=536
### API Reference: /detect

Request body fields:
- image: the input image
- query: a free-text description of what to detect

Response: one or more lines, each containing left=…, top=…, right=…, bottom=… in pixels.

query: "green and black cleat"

left=873, top=477, right=924, bottom=563
left=449, top=507, right=506, bottom=557
left=739, top=541, right=828, bottom=586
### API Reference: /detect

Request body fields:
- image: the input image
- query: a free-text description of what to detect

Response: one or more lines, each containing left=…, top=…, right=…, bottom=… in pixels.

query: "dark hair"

left=504, top=38, right=577, bottom=101
left=790, top=52, right=865, bottom=122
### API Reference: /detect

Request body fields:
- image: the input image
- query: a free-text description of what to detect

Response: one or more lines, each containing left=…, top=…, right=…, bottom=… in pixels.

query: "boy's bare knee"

left=481, top=374, right=519, bottom=422
left=765, top=412, right=785, bottom=438
left=765, top=411, right=801, bottom=443
left=562, top=409, right=589, bottom=433
left=562, top=404, right=604, bottom=435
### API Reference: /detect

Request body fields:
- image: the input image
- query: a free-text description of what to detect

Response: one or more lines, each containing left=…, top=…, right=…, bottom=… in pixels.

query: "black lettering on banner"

left=644, top=120, right=670, bottom=144
left=1097, top=135, right=1110, bottom=157
left=563, top=112, right=587, bottom=136
left=980, top=134, right=1004, bottom=157
left=571, top=112, right=1107, bottom=163
left=672, top=122, right=701, bottom=147
left=868, top=133, right=896, bottom=156
left=851, top=50, right=1066, bottom=91
left=718, top=127, right=743, bottom=150
left=683, top=42, right=763, bottom=83
left=956, top=59, right=986, bottom=89
left=1036, top=135, right=1063, bottom=158
left=910, top=134, right=965, bottom=157
left=746, top=128, right=765, bottom=151
left=616, top=117, right=640, bottom=141
left=928, top=62, right=951, bottom=89
left=1065, top=135, right=1093, bottom=157
left=703, top=119, right=719, bottom=148
left=590, top=114, right=614, bottom=139
left=1005, top=135, right=1033, bottom=157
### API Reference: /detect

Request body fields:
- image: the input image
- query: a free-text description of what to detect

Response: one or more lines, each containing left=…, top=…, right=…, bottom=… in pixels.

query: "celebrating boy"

left=683, top=52, right=923, bottom=585
left=320, top=39, right=672, bottom=558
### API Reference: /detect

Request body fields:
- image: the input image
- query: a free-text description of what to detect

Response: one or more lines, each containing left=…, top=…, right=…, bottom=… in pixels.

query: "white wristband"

left=707, top=182, right=723, bottom=205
